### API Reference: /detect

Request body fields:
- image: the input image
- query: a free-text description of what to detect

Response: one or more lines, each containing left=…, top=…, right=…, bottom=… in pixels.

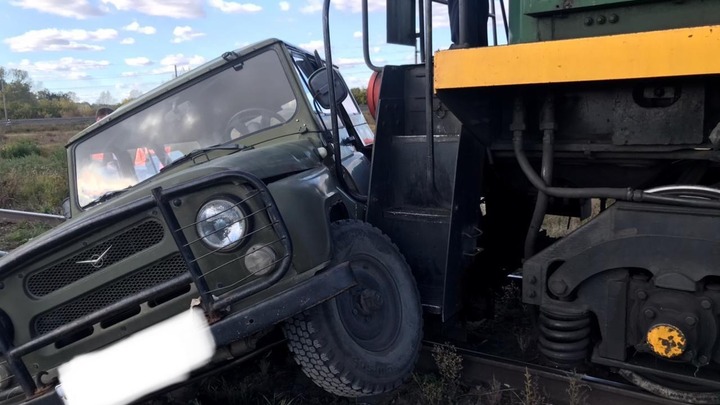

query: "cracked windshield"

left=74, top=49, right=297, bottom=207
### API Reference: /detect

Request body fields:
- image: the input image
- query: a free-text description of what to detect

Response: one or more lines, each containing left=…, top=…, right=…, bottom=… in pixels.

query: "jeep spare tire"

left=283, top=220, right=423, bottom=397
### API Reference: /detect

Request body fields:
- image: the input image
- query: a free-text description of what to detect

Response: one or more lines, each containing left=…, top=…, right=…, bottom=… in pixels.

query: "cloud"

left=160, top=54, right=205, bottom=66
left=432, top=2, right=450, bottom=28
left=152, top=53, right=206, bottom=74
left=13, top=57, right=110, bottom=80
left=101, top=0, right=205, bottom=18
left=336, top=57, right=364, bottom=69
left=4, top=28, right=118, bottom=52
left=123, top=21, right=156, bottom=34
left=125, top=57, right=152, bottom=66
left=120, top=37, right=135, bottom=45
left=9, top=0, right=103, bottom=19
left=172, top=26, right=206, bottom=43
left=299, top=40, right=324, bottom=53
left=353, top=31, right=362, bottom=39
left=301, top=0, right=384, bottom=14
left=300, top=0, right=321, bottom=13
left=279, top=1, right=290, bottom=11
left=208, top=0, right=262, bottom=13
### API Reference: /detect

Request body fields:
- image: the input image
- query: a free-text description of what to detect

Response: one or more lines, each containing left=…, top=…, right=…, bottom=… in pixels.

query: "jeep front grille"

left=31, top=254, right=187, bottom=336
left=25, top=220, right=165, bottom=297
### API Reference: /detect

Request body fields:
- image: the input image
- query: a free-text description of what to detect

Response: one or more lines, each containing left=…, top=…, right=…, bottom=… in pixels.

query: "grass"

left=0, top=139, right=42, bottom=159
left=0, top=221, right=54, bottom=250
left=0, top=142, right=68, bottom=214
left=0, top=125, right=75, bottom=251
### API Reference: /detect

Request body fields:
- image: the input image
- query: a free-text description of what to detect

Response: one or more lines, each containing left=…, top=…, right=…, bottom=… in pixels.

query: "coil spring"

left=538, top=309, right=591, bottom=367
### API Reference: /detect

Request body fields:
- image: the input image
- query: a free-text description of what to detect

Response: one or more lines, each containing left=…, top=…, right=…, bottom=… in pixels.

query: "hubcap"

left=336, top=257, right=401, bottom=352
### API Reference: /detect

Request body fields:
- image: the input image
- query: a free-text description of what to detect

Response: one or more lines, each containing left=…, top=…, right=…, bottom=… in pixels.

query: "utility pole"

left=0, top=78, right=7, bottom=122
left=174, top=65, right=178, bottom=78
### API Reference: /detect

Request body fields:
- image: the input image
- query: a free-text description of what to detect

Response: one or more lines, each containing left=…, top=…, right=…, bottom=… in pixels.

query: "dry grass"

left=0, top=221, right=53, bottom=251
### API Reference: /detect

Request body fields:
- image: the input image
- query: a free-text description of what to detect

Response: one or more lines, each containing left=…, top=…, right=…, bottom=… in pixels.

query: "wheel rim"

left=335, top=255, right=402, bottom=353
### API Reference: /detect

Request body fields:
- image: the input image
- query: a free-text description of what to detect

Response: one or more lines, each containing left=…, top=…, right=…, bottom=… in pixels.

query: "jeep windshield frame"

left=72, top=48, right=299, bottom=209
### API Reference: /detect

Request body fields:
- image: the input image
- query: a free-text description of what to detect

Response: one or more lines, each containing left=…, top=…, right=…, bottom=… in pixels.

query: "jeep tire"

left=283, top=220, right=423, bottom=397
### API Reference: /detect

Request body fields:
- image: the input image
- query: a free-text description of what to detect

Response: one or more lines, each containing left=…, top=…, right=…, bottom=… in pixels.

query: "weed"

left=413, top=373, right=444, bottom=405
left=518, top=368, right=546, bottom=405
left=515, top=334, right=532, bottom=354
left=433, top=343, right=463, bottom=385
left=0, top=139, right=41, bottom=159
left=432, top=343, right=464, bottom=399
left=486, top=377, right=505, bottom=405
left=0, top=144, right=68, bottom=213
left=566, top=373, right=589, bottom=405
left=262, top=392, right=299, bottom=405
left=258, top=356, right=272, bottom=377
left=0, top=221, right=53, bottom=250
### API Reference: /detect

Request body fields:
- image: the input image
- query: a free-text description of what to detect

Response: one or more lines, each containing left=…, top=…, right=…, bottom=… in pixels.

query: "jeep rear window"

left=74, top=49, right=296, bottom=208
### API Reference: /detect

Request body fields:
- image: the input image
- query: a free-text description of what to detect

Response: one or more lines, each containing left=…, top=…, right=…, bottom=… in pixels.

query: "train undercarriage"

left=359, top=2, right=720, bottom=401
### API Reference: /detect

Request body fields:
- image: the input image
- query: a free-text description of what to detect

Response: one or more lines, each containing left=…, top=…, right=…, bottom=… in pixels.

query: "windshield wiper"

left=160, top=144, right=249, bottom=172
left=84, top=188, right=130, bottom=209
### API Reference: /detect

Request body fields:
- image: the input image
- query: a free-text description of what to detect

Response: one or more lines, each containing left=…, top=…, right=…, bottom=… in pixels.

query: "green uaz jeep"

left=0, top=39, right=422, bottom=405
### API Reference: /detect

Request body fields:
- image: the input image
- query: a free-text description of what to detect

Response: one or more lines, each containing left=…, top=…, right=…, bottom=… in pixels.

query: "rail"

left=2, top=117, right=93, bottom=128
left=421, top=342, right=682, bottom=404
left=0, top=209, right=65, bottom=226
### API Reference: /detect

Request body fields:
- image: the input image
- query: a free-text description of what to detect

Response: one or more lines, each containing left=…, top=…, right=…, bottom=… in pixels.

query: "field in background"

left=0, top=121, right=80, bottom=250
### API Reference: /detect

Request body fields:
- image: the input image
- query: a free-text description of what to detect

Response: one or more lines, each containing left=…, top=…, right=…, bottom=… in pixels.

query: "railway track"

left=421, top=341, right=679, bottom=405
left=0, top=209, right=65, bottom=225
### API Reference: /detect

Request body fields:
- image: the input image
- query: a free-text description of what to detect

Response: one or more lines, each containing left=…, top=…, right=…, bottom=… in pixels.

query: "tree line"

left=0, top=66, right=370, bottom=121
left=0, top=67, right=120, bottom=120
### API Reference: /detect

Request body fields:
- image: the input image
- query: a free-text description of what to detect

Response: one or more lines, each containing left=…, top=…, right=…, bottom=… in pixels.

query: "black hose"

left=323, top=0, right=368, bottom=203
left=511, top=98, right=720, bottom=211
left=524, top=96, right=554, bottom=259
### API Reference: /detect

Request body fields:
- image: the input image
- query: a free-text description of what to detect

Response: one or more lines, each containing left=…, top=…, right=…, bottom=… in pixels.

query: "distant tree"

left=351, top=87, right=367, bottom=105
left=96, top=90, right=117, bottom=106
left=121, top=89, right=143, bottom=105
left=37, top=89, right=73, bottom=101
left=3, top=68, right=37, bottom=117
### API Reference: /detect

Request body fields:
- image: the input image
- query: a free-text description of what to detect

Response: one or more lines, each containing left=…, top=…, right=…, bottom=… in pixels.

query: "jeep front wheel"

left=283, top=220, right=423, bottom=397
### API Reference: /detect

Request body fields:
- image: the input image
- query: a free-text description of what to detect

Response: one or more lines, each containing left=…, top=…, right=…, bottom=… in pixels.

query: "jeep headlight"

left=196, top=199, right=246, bottom=251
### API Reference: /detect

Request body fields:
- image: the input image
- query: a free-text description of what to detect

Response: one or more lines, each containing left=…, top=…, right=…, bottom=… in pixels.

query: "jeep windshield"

left=74, top=49, right=297, bottom=208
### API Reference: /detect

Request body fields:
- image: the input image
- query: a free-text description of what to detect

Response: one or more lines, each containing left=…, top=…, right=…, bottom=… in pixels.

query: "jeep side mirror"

left=61, top=197, right=72, bottom=219
left=308, top=67, right=348, bottom=110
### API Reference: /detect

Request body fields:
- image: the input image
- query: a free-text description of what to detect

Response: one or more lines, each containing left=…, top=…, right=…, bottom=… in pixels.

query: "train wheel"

left=283, top=220, right=423, bottom=397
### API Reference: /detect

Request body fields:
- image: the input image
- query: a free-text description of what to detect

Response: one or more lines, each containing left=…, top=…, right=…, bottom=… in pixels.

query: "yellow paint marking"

left=646, top=324, right=686, bottom=359
left=435, top=25, right=720, bottom=89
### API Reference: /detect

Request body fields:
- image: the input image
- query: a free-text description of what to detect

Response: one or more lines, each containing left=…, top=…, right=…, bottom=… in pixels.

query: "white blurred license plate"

left=58, top=308, right=215, bottom=405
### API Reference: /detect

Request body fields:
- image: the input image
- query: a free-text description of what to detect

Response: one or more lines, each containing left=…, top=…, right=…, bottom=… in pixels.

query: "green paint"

left=510, top=0, right=720, bottom=44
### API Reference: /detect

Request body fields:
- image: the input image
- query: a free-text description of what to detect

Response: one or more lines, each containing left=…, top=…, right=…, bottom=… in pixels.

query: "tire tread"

left=283, top=220, right=422, bottom=397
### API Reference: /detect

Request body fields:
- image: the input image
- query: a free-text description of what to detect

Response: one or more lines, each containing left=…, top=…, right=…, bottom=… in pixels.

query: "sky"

left=0, top=0, right=508, bottom=104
